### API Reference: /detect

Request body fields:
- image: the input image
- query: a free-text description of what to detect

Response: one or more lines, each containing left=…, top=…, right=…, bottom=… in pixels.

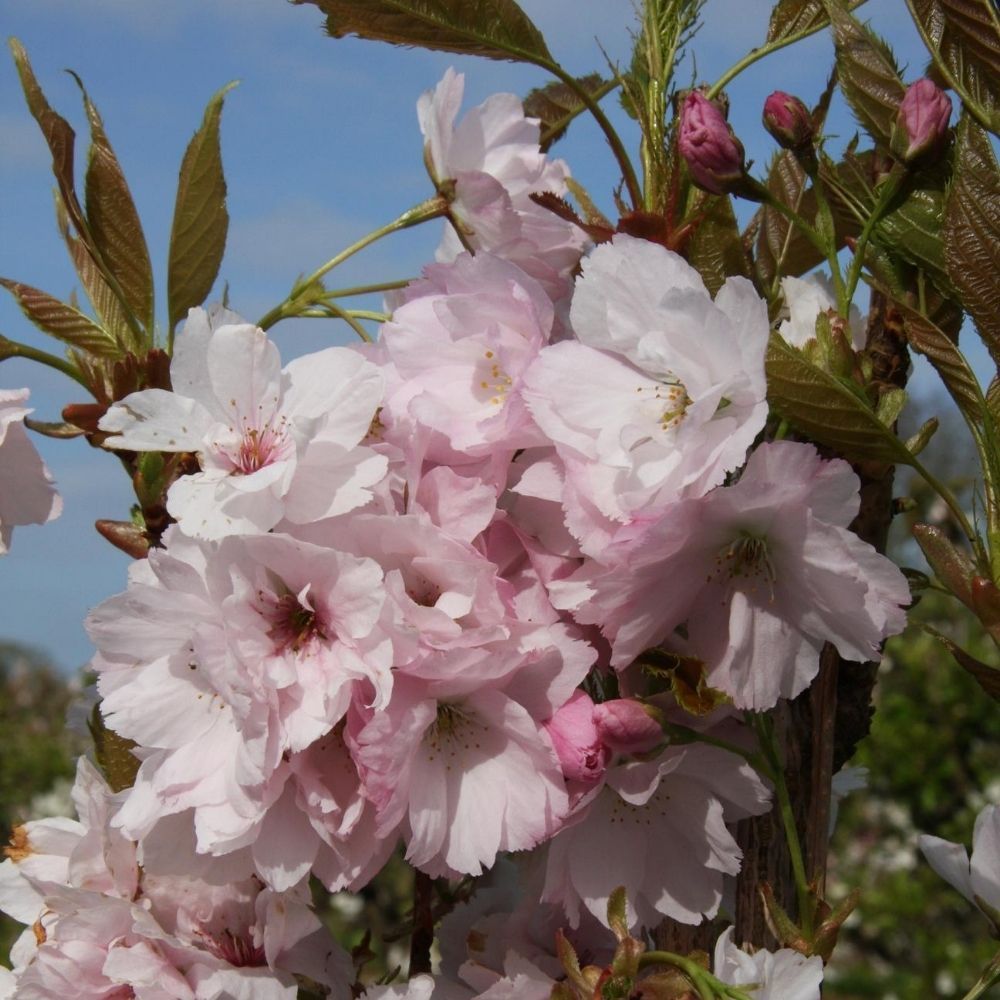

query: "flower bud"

left=544, top=690, right=609, bottom=784
left=893, top=78, right=952, bottom=163
left=762, top=91, right=814, bottom=150
left=593, top=699, right=662, bottom=755
left=678, top=91, right=745, bottom=195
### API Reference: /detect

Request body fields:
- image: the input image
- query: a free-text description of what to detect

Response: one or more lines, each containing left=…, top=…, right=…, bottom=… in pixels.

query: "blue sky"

left=0, top=0, right=964, bottom=671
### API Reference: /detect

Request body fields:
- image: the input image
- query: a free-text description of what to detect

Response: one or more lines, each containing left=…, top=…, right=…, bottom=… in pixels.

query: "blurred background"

left=0, top=2, right=996, bottom=996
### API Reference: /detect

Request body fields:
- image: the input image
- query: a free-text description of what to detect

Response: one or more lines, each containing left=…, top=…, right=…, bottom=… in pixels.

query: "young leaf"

left=297, top=0, right=553, bottom=65
left=878, top=179, right=954, bottom=296
left=0, top=278, right=121, bottom=358
left=824, top=0, right=906, bottom=146
left=766, top=331, right=914, bottom=464
left=524, top=74, right=607, bottom=151
left=767, top=0, right=867, bottom=42
left=88, top=704, right=140, bottom=793
left=686, top=194, right=749, bottom=295
left=943, top=115, right=1000, bottom=366
left=72, top=74, right=155, bottom=339
left=167, top=82, right=236, bottom=335
left=923, top=625, right=1000, bottom=701
left=908, top=0, right=1000, bottom=127
left=755, top=151, right=815, bottom=287
left=8, top=39, right=88, bottom=240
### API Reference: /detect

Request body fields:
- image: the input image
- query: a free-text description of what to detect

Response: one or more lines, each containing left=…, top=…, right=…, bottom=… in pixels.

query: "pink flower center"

left=231, top=421, right=288, bottom=474
left=713, top=531, right=776, bottom=598
left=259, top=587, right=328, bottom=654
left=200, top=927, right=266, bottom=968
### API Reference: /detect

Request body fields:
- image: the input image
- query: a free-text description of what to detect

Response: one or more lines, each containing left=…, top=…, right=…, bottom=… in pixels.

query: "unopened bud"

left=678, top=91, right=745, bottom=195
left=893, top=78, right=952, bottom=164
left=544, top=690, right=609, bottom=784
left=763, top=91, right=814, bottom=150
left=593, top=699, right=662, bottom=754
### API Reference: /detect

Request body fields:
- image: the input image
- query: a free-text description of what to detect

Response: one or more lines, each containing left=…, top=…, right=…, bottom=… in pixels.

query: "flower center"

left=232, top=419, right=288, bottom=474
left=478, top=349, right=513, bottom=407
left=714, top=531, right=776, bottom=597
left=636, top=375, right=691, bottom=431
left=260, top=586, right=327, bottom=654
left=200, top=927, right=266, bottom=968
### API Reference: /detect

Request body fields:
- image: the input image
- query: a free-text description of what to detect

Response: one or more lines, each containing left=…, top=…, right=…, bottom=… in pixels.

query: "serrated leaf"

left=896, top=298, right=984, bottom=427
left=877, top=178, right=953, bottom=295
left=943, top=115, right=1000, bottom=366
left=686, top=194, right=749, bottom=295
left=89, top=704, right=140, bottom=793
left=766, top=0, right=868, bottom=42
left=524, top=73, right=606, bottom=151
left=824, top=0, right=906, bottom=145
left=72, top=73, right=154, bottom=339
left=766, top=331, right=914, bottom=464
left=755, top=151, right=814, bottom=287
left=297, top=0, right=553, bottom=65
left=168, top=83, right=235, bottom=335
left=909, top=0, right=1000, bottom=126
left=0, top=278, right=121, bottom=358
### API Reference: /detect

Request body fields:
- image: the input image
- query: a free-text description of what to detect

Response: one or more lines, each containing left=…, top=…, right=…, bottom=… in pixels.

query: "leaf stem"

left=909, top=450, right=985, bottom=563
left=322, top=278, right=413, bottom=298
left=639, top=951, right=754, bottom=999
left=0, top=334, right=88, bottom=389
left=257, top=196, right=447, bottom=331
left=538, top=76, right=621, bottom=149
left=843, top=166, right=906, bottom=308
left=959, top=951, right=1000, bottom=1000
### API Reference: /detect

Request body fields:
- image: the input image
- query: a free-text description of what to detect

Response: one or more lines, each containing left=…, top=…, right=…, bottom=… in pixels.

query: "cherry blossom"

left=99, top=306, right=386, bottom=538
left=713, top=927, right=824, bottom=999
left=779, top=272, right=865, bottom=351
left=0, top=388, right=61, bottom=555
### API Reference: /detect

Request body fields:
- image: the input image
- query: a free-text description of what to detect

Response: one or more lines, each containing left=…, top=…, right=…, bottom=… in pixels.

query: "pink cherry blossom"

left=0, top=388, right=61, bottom=555
left=99, top=306, right=386, bottom=538
left=418, top=68, right=587, bottom=304
left=543, top=690, right=609, bottom=785
left=554, top=441, right=910, bottom=709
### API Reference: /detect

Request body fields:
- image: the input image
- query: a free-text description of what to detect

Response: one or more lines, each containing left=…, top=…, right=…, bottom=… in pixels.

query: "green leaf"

left=877, top=178, right=954, bottom=297
left=523, top=73, right=607, bottom=151
left=824, top=0, right=906, bottom=145
left=167, top=83, right=236, bottom=335
left=923, top=625, right=1000, bottom=701
left=909, top=0, right=1000, bottom=127
left=755, top=151, right=815, bottom=287
left=943, top=115, right=1000, bottom=366
left=54, top=190, right=132, bottom=348
left=895, top=298, right=983, bottom=427
left=686, top=195, right=749, bottom=295
left=0, top=278, right=121, bottom=358
left=766, top=331, right=914, bottom=464
left=297, top=0, right=553, bottom=64
left=72, top=73, right=154, bottom=340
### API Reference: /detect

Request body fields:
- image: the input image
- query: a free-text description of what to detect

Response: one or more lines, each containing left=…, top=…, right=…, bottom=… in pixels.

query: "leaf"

left=755, top=151, right=814, bottom=287
left=766, top=0, right=868, bottom=42
left=686, top=195, right=749, bottom=295
left=923, top=625, right=1000, bottom=700
left=0, top=278, right=121, bottom=358
left=877, top=179, right=953, bottom=295
left=168, top=82, right=236, bottom=334
left=524, top=74, right=606, bottom=151
left=909, top=0, right=1000, bottom=126
left=943, top=115, right=1000, bottom=366
left=895, top=298, right=983, bottom=426
left=912, top=522, right=977, bottom=605
left=824, top=0, right=906, bottom=145
left=88, top=704, right=140, bottom=793
left=297, top=0, right=553, bottom=65
left=766, top=331, right=914, bottom=464
left=72, top=73, right=154, bottom=339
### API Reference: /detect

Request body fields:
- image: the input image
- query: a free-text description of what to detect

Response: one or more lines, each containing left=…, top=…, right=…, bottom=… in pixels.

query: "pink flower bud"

left=543, top=690, right=609, bottom=784
left=895, top=78, right=952, bottom=163
left=762, top=91, right=814, bottom=150
left=678, top=91, right=745, bottom=195
left=593, top=699, right=662, bottom=755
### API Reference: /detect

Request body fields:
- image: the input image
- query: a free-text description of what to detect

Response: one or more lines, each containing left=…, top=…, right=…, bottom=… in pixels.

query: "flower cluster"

left=1, top=69, right=911, bottom=996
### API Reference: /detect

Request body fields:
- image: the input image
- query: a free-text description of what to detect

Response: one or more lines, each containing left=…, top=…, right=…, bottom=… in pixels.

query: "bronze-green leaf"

left=766, top=331, right=914, bottom=464
left=766, top=0, right=868, bottom=42
left=877, top=177, right=953, bottom=296
left=943, top=114, right=1000, bottom=366
left=88, top=704, right=141, bottom=793
left=524, top=74, right=608, bottom=151
left=686, top=195, right=749, bottom=295
left=923, top=625, right=1000, bottom=701
left=755, top=151, right=815, bottom=288
left=297, top=0, right=553, bottom=65
left=824, top=0, right=906, bottom=146
left=8, top=39, right=87, bottom=241
left=72, top=74, right=154, bottom=341
left=908, top=0, right=1000, bottom=128
left=0, top=278, right=121, bottom=358
left=167, top=82, right=236, bottom=335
